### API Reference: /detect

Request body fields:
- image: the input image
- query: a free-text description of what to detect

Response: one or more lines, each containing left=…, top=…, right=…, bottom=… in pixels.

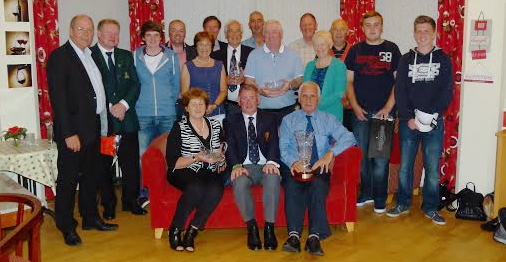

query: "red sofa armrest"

left=331, top=146, right=362, bottom=185
left=329, top=146, right=363, bottom=226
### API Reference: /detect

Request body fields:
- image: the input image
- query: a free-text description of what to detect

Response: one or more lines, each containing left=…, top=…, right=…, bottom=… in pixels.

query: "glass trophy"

left=293, top=131, right=315, bottom=182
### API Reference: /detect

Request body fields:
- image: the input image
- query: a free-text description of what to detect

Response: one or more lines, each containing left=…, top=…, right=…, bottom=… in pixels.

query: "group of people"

left=46, top=8, right=453, bottom=257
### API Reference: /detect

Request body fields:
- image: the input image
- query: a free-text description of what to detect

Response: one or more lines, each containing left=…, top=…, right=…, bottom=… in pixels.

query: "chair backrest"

left=0, top=193, right=42, bottom=262
left=149, top=132, right=169, bottom=159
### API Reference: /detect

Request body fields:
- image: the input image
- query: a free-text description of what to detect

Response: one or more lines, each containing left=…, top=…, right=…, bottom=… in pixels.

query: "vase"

left=12, top=138, right=20, bottom=147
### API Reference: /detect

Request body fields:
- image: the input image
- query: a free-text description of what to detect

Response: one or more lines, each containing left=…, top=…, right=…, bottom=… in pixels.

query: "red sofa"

left=141, top=133, right=362, bottom=239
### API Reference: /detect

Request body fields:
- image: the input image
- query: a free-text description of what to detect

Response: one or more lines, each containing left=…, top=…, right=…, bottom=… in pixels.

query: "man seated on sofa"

left=279, top=81, right=356, bottom=256
left=223, top=84, right=281, bottom=251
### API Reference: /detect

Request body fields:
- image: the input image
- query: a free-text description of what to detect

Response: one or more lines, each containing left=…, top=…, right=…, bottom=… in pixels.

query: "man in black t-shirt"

left=345, top=11, right=401, bottom=214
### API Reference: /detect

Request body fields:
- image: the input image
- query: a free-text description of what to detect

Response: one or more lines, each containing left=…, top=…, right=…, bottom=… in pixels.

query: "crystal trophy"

left=293, top=130, right=315, bottom=182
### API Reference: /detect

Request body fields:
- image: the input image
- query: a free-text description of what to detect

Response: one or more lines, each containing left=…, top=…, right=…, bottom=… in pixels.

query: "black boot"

left=481, top=217, right=500, bottom=232
left=169, top=227, right=184, bottom=251
left=263, top=222, right=278, bottom=250
left=183, top=226, right=199, bottom=252
left=246, top=220, right=262, bottom=250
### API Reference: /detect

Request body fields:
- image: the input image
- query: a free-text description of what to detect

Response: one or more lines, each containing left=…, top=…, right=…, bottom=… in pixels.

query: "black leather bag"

left=455, top=182, right=487, bottom=221
left=438, top=180, right=457, bottom=212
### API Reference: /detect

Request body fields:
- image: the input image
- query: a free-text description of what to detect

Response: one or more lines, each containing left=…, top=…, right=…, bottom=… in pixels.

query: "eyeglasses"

left=76, top=27, right=94, bottom=34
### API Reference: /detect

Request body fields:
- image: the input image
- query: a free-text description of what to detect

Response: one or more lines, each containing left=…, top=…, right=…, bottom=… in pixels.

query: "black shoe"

left=122, top=202, right=148, bottom=215
left=138, top=196, right=150, bottom=209
left=183, top=226, right=199, bottom=252
left=246, top=220, right=262, bottom=250
left=169, top=227, right=184, bottom=251
left=305, top=236, right=324, bottom=256
left=62, top=230, right=82, bottom=246
left=103, top=203, right=116, bottom=220
left=263, top=222, right=277, bottom=250
left=481, top=217, right=500, bottom=232
left=282, top=235, right=301, bottom=253
left=82, top=218, right=119, bottom=231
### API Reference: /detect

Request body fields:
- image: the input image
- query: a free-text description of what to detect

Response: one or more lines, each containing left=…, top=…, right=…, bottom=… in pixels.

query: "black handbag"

left=455, top=182, right=487, bottom=221
left=438, top=180, right=457, bottom=212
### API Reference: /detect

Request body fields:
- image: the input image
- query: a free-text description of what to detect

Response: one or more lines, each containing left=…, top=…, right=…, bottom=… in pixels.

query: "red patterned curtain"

left=340, top=0, right=375, bottom=44
left=33, top=0, right=59, bottom=139
left=128, top=0, right=165, bottom=51
left=437, top=0, right=465, bottom=189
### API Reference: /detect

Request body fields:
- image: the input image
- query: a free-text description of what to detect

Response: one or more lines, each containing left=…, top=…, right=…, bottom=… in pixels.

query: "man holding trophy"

left=279, top=81, right=356, bottom=256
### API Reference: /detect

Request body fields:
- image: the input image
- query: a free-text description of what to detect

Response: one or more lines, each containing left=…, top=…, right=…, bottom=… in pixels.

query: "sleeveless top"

left=186, top=60, right=225, bottom=117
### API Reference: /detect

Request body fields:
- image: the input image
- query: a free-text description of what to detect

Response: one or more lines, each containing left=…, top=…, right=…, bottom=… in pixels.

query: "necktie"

left=106, top=51, right=116, bottom=84
left=248, top=116, right=260, bottom=164
left=306, top=115, right=318, bottom=165
left=228, top=49, right=238, bottom=92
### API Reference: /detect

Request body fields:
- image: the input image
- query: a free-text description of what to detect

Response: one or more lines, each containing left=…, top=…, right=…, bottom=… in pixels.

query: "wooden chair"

left=0, top=193, right=42, bottom=262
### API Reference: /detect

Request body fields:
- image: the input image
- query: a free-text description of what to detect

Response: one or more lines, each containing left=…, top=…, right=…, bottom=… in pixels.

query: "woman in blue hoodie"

left=389, top=15, right=453, bottom=225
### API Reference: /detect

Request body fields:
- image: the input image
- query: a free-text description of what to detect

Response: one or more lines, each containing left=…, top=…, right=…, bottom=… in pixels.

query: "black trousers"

left=98, top=132, right=141, bottom=208
left=168, top=168, right=224, bottom=229
left=55, top=137, right=100, bottom=232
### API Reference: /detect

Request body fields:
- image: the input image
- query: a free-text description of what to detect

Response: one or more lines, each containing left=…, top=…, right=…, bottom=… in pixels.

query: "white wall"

left=457, top=0, right=506, bottom=193
left=0, top=1, right=40, bottom=137
left=376, top=0, right=437, bottom=54
left=58, top=0, right=130, bottom=50
left=165, top=0, right=339, bottom=45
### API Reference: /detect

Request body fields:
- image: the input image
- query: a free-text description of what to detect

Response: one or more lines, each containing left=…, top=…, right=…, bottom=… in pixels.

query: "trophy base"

left=293, top=170, right=315, bottom=182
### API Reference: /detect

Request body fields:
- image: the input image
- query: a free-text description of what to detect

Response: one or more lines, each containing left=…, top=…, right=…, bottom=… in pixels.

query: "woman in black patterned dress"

left=166, top=88, right=226, bottom=252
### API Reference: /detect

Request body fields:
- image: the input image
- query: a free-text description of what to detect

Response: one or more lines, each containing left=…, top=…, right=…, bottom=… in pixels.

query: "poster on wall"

left=3, top=0, right=29, bottom=22
left=7, top=64, right=32, bottom=88
left=5, top=31, right=30, bottom=55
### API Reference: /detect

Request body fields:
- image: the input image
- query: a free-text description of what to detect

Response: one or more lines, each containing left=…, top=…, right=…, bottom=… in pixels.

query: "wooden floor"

left=40, top=195, right=506, bottom=262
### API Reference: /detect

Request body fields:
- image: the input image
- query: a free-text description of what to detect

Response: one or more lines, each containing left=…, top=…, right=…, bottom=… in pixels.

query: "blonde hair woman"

left=302, top=30, right=347, bottom=122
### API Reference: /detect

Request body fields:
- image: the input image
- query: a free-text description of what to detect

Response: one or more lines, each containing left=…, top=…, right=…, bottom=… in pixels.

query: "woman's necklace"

left=191, top=118, right=205, bottom=133
left=195, top=56, right=211, bottom=63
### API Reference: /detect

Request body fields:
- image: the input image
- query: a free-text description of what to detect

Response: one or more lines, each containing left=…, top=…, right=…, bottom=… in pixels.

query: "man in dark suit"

left=203, top=15, right=227, bottom=51
left=90, top=19, right=146, bottom=219
left=211, top=20, right=253, bottom=115
left=223, top=84, right=281, bottom=251
left=47, top=14, right=118, bottom=247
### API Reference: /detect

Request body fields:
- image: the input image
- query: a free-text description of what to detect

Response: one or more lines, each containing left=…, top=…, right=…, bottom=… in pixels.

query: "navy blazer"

left=223, top=110, right=280, bottom=166
left=47, top=41, right=99, bottom=145
left=211, top=44, right=253, bottom=74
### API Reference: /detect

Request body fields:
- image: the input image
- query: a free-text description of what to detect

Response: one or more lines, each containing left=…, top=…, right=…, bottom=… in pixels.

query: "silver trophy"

left=294, top=130, right=315, bottom=181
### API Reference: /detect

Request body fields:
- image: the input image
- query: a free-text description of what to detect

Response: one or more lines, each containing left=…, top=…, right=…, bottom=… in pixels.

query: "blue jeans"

left=352, top=113, right=390, bottom=207
left=138, top=115, right=176, bottom=197
left=397, top=117, right=444, bottom=213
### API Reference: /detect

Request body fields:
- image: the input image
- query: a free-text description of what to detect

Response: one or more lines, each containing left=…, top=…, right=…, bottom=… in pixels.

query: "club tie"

left=106, top=51, right=116, bottom=84
left=306, top=115, right=318, bottom=165
left=248, top=116, right=260, bottom=164
left=228, top=49, right=238, bottom=92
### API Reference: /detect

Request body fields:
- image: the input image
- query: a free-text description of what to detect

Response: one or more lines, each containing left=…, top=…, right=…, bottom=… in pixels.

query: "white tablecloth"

left=0, top=140, right=57, bottom=194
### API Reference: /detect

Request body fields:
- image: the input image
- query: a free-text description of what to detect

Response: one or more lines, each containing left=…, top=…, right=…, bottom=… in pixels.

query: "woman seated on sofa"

left=165, top=87, right=226, bottom=252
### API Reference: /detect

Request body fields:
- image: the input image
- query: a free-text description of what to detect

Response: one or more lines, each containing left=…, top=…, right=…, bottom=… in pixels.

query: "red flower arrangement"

left=3, top=126, right=27, bottom=146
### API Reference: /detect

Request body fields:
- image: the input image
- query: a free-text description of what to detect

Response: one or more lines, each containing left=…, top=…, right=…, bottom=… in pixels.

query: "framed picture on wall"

left=5, top=31, right=30, bottom=55
left=7, top=64, right=32, bottom=88
left=4, top=0, right=29, bottom=22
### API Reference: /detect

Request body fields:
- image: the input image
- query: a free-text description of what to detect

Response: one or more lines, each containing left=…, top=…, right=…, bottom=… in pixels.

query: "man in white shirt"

left=289, top=13, right=318, bottom=67
left=47, top=14, right=118, bottom=247
left=211, top=20, right=253, bottom=115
